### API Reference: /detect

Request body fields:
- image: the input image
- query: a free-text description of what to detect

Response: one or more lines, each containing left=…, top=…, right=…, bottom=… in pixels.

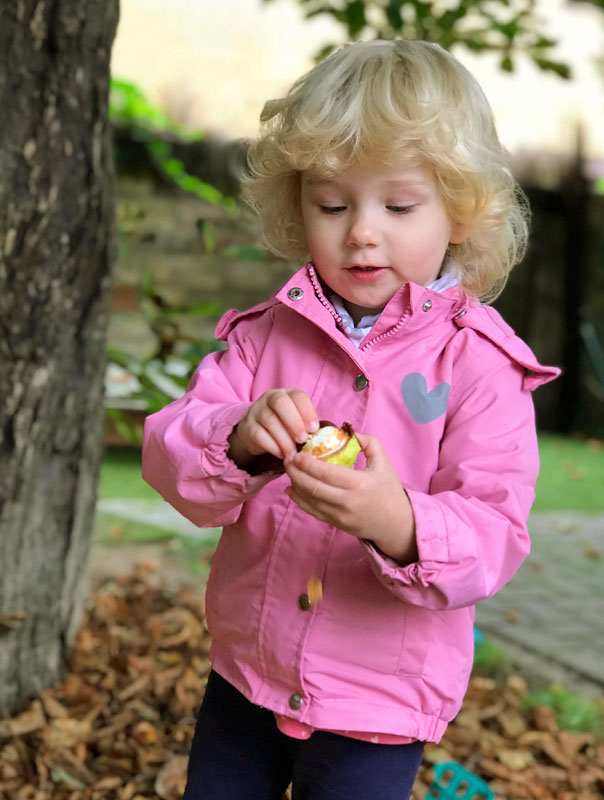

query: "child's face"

left=300, top=160, right=466, bottom=324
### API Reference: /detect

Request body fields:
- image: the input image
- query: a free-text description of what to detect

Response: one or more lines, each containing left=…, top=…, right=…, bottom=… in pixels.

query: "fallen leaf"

left=132, top=721, right=160, bottom=746
left=307, top=575, right=323, bottom=605
left=498, top=709, right=529, bottom=738
left=557, top=730, right=594, bottom=759
left=44, top=718, right=92, bottom=751
left=423, top=746, right=452, bottom=764
left=0, top=700, right=46, bottom=737
left=506, top=675, right=529, bottom=695
left=531, top=705, right=558, bottom=733
left=154, top=755, right=188, bottom=800
left=497, top=748, right=535, bottom=771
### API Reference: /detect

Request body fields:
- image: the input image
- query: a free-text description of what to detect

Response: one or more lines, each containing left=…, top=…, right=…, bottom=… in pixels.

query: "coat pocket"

left=397, top=606, right=432, bottom=677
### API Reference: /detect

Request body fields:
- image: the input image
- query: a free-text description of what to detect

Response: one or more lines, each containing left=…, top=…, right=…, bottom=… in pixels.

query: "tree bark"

left=0, top=0, right=119, bottom=716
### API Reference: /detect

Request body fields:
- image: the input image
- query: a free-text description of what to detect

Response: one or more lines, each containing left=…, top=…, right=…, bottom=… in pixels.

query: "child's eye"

left=319, top=205, right=346, bottom=215
left=387, top=205, right=414, bottom=214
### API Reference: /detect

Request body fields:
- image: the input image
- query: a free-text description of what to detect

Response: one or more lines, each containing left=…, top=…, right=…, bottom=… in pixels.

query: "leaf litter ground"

left=1, top=559, right=604, bottom=800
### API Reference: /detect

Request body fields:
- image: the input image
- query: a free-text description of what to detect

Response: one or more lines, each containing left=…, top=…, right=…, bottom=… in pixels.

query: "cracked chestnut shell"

left=299, top=421, right=361, bottom=467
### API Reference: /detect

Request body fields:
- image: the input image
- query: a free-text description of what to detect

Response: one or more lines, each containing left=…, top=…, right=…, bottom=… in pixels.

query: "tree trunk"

left=0, top=0, right=119, bottom=716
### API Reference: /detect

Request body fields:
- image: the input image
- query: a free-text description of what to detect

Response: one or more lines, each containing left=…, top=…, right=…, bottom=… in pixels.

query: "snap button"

left=288, top=287, right=304, bottom=301
left=354, top=373, right=369, bottom=391
left=298, top=593, right=311, bottom=611
left=422, top=300, right=432, bottom=312
left=289, top=693, right=303, bottom=710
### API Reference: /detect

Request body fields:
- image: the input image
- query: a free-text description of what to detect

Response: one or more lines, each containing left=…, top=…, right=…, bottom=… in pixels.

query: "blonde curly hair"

left=241, top=39, right=529, bottom=301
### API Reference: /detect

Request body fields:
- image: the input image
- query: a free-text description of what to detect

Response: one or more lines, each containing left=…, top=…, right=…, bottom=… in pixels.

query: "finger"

left=247, top=424, right=288, bottom=460
left=238, top=410, right=291, bottom=459
left=355, top=433, right=385, bottom=471
left=286, top=389, right=320, bottom=438
left=286, top=461, right=340, bottom=503
left=266, top=390, right=312, bottom=445
left=285, top=452, right=358, bottom=490
left=285, top=486, right=332, bottom=523
left=255, top=410, right=302, bottom=459
left=285, top=465, right=358, bottom=519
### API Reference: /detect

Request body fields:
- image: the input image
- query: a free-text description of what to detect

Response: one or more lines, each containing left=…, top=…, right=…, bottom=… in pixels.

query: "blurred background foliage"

left=264, top=0, right=573, bottom=74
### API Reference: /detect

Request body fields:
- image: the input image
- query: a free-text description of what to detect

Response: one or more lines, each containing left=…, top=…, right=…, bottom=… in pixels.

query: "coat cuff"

left=200, top=403, right=280, bottom=487
left=362, top=489, right=449, bottom=596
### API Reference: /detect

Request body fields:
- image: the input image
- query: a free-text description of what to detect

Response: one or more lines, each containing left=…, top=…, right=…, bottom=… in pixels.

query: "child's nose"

left=346, top=210, right=380, bottom=248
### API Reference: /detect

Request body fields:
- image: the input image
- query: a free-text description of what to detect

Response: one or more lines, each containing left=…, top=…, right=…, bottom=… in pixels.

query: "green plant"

left=110, top=78, right=192, bottom=137
left=525, top=684, right=604, bottom=738
left=106, top=79, right=276, bottom=445
left=472, top=635, right=512, bottom=681
left=109, top=78, right=237, bottom=212
left=106, top=280, right=226, bottom=443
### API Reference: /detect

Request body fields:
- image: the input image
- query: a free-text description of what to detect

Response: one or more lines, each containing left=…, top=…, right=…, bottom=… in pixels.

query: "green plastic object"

left=426, top=762, right=494, bottom=800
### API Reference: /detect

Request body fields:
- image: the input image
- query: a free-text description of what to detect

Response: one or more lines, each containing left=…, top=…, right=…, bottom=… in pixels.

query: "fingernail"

left=296, top=432, right=308, bottom=444
left=309, top=420, right=319, bottom=432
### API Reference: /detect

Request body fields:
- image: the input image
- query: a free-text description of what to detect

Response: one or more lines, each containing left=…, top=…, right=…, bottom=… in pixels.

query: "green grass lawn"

left=98, top=447, right=156, bottom=501
left=533, top=434, right=604, bottom=513
left=96, top=447, right=220, bottom=571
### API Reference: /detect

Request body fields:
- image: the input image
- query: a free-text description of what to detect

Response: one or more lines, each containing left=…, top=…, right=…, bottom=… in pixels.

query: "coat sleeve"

left=141, top=308, right=278, bottom=527
left=364, top=347, right=546, bottom=611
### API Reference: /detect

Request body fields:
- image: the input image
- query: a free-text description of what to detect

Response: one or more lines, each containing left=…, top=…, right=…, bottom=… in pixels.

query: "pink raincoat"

left=142, top=264, right=559, bottom=743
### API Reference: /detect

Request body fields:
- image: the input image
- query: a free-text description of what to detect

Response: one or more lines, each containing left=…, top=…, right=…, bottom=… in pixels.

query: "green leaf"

left=314, top=42, right=337, bottom=62
left=161, top=157, right=186, bottom=178
left=147, top=140, right=171, bottom=158
left=385, top=0, right=403, bottom=29
left=533, top=58, right=572, bottom=79
left=345, top=0, right=368, bottom=37
left=500, top=55, right=514, bottom=72
left=304, top=0, right=571, bottom=78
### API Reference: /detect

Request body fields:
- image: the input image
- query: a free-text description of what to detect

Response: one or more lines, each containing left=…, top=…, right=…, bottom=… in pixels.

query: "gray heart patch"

left=401, top=373, right=450, bottom=424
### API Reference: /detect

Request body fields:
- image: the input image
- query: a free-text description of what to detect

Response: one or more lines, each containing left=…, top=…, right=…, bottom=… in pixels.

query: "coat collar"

left=276, top=263, right=471, bottom=346
left=216, top=263, right=559, bottom=390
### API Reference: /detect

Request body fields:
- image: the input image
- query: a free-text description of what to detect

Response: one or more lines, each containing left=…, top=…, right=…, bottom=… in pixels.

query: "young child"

left=142, top=39, right=560, bottom=800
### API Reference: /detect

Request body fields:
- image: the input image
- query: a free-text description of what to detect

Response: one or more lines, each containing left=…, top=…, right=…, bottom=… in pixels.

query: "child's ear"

left=450, top=221, right=470, bottom=245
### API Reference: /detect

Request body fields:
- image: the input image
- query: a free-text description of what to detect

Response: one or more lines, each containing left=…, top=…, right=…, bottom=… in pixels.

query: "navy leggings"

left=182, top=671, right=423, bottom=800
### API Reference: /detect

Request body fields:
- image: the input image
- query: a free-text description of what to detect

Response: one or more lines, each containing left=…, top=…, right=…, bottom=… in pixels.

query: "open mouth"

left=347, top=265, right=387, bottom=281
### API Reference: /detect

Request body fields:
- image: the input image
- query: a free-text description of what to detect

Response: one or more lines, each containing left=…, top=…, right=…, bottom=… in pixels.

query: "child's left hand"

left=284, top=433, right=418, bottom=564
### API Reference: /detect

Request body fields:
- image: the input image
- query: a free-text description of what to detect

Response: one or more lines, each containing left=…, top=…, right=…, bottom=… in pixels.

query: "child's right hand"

left=228, top=389, right=319, bottom=467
